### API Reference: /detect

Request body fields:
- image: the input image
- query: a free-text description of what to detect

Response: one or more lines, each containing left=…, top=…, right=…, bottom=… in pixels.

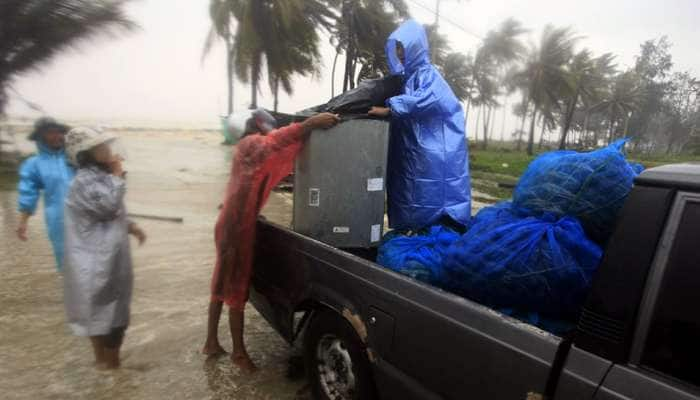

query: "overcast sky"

left=7, top=0, right=700, bottom=132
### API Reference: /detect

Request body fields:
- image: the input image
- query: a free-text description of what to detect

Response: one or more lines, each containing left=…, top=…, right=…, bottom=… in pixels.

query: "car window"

left=641, top=200, right=700, bottom=387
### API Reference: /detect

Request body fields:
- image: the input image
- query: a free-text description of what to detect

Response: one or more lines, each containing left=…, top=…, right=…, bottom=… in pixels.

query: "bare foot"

left=202, top=341, right=227, bottom=356
left=231, top=353, right=258, bottom=373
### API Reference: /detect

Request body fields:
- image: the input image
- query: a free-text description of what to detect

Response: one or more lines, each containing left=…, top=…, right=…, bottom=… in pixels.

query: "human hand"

left=368, top=106, right=390, bottom=117
left=16, top=221, right=28, bottom=241
left=108, top=156, right=125, bottom=177
left=302, top=112, right=341, bottom=131
left=129, top=224, right=147, bottom=246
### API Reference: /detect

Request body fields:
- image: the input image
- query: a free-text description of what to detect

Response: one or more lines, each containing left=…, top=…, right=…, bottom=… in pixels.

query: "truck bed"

left=251, top=219, right=564, bottom=399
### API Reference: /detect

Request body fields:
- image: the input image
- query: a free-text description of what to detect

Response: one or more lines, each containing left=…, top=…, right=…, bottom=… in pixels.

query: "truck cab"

left=250, top=163, right=700, bottom=400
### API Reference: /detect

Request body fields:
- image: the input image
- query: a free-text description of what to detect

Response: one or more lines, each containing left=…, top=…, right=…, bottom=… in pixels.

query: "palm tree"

left=515, top=25, right=578, bottom=155
left=231, top=0, right=333, bottom=109
left=471, top=47, right=499, bottom=149
left=328, top=0, right=409, bottom=91
left=425, top=24, right=474, bottom=103
left=263, top=1, right=331, bottom=111
left=204, top=0, right=236, bottom=115
left=557, top=51, right=616, bottom=149
left=440, top=53, right=473, bottom=102
left=591, top=71, right=643, bottom=144
left=0, top=0, right=136, bottom=114
left=471, top=18, right=526, bottom=149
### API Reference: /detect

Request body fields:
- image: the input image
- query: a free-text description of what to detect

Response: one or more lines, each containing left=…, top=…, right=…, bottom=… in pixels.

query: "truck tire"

left=304, top=310, right=376, bottom=400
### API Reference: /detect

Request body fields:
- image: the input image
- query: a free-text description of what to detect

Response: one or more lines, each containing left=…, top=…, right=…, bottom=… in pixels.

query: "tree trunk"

left=500, top=99, right=507, bottom=143
left=607, top=111, right=616, bottom=144
left=481, top=106, right=490, bottom=150
left=343, top=48, right=352, bottom=93
left=273, top=77, right=279, bottom=112
left=489, top=106, right=497, bottom=142
left=250, top=52, right=261, bottom=109
left=559, top=89, right=580, bottom=150
left=582, top=111, right=590, bottom=146
left=225, top=37, right=234, bottom=115
left=527, top=108, right=537, bottom=155
left=538, top=120, right=546, bottom=149
left=331, top=51, right=340, bottom=97
left=464, top=98, right=471, bottom=133
left=349, top=57, right=358, bottom=89
left=474, top=105, right=481, bottom=142
left=623, top=112, right=631, bottom=137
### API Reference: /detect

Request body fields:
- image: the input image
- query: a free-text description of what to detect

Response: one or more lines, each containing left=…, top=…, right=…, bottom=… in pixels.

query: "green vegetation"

left=469, top=144, right=699, bottom=201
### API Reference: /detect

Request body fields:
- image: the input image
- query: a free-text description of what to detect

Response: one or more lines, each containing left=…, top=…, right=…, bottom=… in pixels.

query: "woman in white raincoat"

left=63, top=127, right=146, bottom=369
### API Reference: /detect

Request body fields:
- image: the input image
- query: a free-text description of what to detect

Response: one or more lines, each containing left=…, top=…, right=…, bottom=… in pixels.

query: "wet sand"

left=1, top=130, right=305, bottom=400
left=0, top=129, right=490, bottom=399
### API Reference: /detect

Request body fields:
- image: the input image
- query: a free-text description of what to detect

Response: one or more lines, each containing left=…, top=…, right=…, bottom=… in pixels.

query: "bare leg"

left=229, top=308, right=257, bottom=373
left=101, top=329, right=125, bottom=370
left=90, top=337, right=106, bottom=367
left=102, top=346, right=120, bottom=369
left=202, top=300, right=227, bottom=355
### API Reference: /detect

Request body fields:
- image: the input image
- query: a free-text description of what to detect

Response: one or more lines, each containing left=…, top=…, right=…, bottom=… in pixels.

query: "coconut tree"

left=0, top=0, right=136, bottom=115
left=204, top=0, right=236, bottom=114
left=590, top=70, right=643, bottom=144
left=557, top=51, right=617, bottom=149
left=328, top=0, right=409, bottom=91
left=515, top=25, right=578, bottom=155
left=472, top=18, right=526, bottom=148
left=231, top=0, right=333, bottom=109
left=441, top=53, right=473, bottom=102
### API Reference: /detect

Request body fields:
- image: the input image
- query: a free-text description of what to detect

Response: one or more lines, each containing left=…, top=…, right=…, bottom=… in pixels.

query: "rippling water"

left=0, top=130, right=305, bottom=400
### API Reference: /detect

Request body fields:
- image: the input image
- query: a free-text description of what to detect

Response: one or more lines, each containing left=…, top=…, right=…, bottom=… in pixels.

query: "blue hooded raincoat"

left=17, top=141, right=75, bottom=269
left=385, top=20, right=471, bottom=230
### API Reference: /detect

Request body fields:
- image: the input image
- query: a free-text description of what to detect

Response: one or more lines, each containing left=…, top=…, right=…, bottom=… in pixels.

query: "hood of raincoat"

left=385, top=19, right=431, bottom=76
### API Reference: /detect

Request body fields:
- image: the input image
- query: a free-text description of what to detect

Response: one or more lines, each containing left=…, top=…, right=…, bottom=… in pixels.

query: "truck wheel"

left=304, top=311, right=376, bottom=400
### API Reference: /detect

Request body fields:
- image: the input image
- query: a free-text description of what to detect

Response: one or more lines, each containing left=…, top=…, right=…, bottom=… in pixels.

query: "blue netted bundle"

left=513, top=139, right=641, bottom=243
left=442, top=203, right=603, bottom=319
left=377, top=225, right=460, bottom=286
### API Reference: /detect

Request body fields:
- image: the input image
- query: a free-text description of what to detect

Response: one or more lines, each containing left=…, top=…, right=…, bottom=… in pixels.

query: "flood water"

left=0, top=129, right=493, bottom=400
left=0, top=130, right=306, bottom=400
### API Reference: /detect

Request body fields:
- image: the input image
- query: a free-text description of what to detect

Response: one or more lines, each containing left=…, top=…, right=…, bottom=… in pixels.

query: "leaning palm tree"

left=558, top=51, right=616, bottom=149
left=440, top=53, right=474, bottom=102
left=328, top=0, right=409, bottom=92
left=203, top=0, right=236, bottom=115
left=472, top=18, right=526, bottom=148
left=590, top=70, right=643, bottom=144
left=425, top=24, right=474, bottom=103
left=0, top=0, right=136, bottom=115
left=231, top=0, right=333, bottom=109
left=514, top=25, right=578, bottom=155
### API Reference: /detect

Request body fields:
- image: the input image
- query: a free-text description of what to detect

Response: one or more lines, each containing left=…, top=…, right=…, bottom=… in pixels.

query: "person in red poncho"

left=203, top=109, right=340, bottom=372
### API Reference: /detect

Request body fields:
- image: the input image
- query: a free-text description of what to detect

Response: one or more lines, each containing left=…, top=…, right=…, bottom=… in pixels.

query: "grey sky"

left=7, top=0, right=700, bottom=132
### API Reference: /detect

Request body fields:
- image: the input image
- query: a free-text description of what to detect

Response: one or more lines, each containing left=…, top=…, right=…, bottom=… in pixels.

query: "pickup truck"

left=250, top=163, right=700, bottom=400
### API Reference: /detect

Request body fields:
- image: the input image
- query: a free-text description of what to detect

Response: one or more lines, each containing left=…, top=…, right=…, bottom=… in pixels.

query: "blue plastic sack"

left=377, top=225, right=460, bottom=286
left=513, top=139, right=642, bottom=243
left=443, top=203, right=603, bottom=319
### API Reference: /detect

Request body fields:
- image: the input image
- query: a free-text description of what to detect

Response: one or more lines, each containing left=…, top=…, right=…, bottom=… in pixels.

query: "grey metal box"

left=293, top=119, right=389, bottom=248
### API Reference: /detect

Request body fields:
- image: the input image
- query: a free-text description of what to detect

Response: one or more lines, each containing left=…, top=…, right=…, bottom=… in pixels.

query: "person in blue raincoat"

left=369, top=19, right=471, bottom=231
left=16, top=117, right=75, bottom=270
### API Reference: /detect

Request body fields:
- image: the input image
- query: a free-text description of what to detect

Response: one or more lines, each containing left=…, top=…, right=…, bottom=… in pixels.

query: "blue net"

left=442, top=202, right=603, bottom=319
left=377, top=225, right=460, bottom=286
left=513, top=139, right=641, bottom=243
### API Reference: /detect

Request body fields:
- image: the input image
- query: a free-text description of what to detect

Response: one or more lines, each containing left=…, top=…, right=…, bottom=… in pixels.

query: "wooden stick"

left=127, top=213, right=184, bottom=223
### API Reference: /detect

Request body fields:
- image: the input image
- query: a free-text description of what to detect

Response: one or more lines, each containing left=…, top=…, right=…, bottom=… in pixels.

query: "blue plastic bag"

left=377, top=225, right=460, bottom=286
left=443, top=204, right=603, bottom=319
left=513, top=139, right=642, bottom=243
